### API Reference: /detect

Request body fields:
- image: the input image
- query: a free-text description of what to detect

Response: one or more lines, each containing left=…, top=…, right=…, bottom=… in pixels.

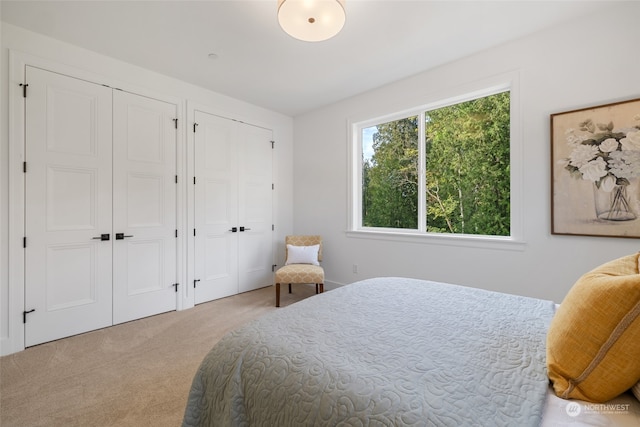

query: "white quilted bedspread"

left=183, top=277, right=555, bottom=426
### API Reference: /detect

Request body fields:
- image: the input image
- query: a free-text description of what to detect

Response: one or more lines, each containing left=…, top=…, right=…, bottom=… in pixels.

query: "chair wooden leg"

left=276, top=283, right=281, bottom=307
left=319, top=283, right=324, bottom=293
left=288, top=283, right=292, bottom=294
left=315, top=284, right=318, bottom=294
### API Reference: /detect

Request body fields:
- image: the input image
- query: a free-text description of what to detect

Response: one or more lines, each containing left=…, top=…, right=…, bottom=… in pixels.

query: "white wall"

left=0, top=23, right=294, bottom=355
left=292, top=3, right=640, bottom=303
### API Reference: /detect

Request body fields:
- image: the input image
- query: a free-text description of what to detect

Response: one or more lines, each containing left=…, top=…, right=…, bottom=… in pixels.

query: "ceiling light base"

left=277, top=0, right=346, bottom=42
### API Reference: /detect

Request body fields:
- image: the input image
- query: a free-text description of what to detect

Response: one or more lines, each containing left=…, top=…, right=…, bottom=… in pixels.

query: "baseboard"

left=324, top=280, right=346, bottom=291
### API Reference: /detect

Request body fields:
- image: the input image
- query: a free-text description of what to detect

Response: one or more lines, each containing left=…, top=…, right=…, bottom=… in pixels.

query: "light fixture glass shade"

left=277, top=0, right=346, bottom=42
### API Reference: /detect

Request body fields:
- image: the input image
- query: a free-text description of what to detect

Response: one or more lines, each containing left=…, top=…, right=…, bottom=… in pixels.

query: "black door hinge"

left=175, top=229, right=178, bottom=238
left=23, top=309, right=35, bottom=323
left=172, top=283, right=179, bottom=292
left=173, top=118, right=178, bottom=129
left=23, top=162, right=27, bottom=173
left=23, top=237, right=27, bottom=248
left=271, top=140, right=275, bottom=149
left=19, top=83, right=29, bottom=98
left=193, top=229, right=196, bottom=236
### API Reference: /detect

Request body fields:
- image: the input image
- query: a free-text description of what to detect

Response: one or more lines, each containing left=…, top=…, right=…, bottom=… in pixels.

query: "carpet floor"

left=0, top=284, right=317, bottom=426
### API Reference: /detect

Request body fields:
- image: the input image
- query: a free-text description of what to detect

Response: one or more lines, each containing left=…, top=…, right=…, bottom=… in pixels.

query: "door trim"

left=6, top=50, right=28, bottom=355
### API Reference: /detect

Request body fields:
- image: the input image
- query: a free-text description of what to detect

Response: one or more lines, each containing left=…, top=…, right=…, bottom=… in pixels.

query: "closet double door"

left=193, top=111, right=273, bottom=304
left=24, top=67, right=178, bottom=346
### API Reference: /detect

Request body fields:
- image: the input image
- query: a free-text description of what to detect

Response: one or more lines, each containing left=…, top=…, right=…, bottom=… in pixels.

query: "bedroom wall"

left=0, top=23, right=294, bottom=355
left=292, top=2, right=640, bottom=303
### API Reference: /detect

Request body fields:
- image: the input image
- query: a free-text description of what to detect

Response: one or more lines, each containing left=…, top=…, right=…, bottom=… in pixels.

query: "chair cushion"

left=275, top=264, right=324, bottom=284
left=546, top=253, right=640, bottom=402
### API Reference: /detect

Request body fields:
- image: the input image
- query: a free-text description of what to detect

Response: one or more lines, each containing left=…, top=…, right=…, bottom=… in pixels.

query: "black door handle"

left=229, top=227, right=238, bottom=232
left=239, top=227, right=251, bottom=232
left=115, top=233, right=134, bottom=240
left=92, top=234, right=110, bottom=241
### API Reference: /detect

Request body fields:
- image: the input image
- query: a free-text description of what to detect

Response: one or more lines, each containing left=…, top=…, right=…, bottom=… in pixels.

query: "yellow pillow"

left=547, top=253, right=640, bottom=402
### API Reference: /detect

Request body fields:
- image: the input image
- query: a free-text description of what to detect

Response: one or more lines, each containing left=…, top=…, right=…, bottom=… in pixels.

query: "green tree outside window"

left=362, top=91, right=510, bottom=236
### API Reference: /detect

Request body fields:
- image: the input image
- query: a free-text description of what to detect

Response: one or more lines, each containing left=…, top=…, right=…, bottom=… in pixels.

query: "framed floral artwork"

left=551, top=97, right=640, bottom=238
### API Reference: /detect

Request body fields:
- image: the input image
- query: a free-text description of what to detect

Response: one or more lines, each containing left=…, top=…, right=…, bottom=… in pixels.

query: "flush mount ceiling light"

left=277, top=0, right=346, bottom=42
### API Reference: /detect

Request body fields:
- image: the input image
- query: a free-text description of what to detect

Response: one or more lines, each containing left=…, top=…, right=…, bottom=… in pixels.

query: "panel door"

left=237, top=124, right=274, bottom=293
left=112, top=91, right=177, bottom=324
left=24, top=66, right=113, bottom=346
left=193, top=111, right=239, bottom=304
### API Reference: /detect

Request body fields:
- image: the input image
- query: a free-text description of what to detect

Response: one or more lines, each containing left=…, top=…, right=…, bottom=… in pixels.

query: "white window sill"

left=346, top=229, right=526, bottom=251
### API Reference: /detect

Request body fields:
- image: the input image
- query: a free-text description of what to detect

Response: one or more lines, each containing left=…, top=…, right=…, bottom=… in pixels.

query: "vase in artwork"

left=593, top=183, right=636, bottom=221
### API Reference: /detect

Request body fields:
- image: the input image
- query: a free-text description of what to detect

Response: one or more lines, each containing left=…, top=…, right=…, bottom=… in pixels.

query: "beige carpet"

left=0, top=284, right=317, bottom=427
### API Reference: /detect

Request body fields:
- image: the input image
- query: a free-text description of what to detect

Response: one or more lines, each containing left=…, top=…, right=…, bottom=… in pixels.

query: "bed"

left=182, top=277, right=640, bottom=427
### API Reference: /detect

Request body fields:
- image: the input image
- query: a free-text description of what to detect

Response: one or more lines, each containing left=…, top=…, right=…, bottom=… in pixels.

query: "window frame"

left=347, top=73, right=525, bottom=250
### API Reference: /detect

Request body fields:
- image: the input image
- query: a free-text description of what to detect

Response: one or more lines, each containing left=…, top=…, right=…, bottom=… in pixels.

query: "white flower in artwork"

left=568, top=144, right=599, bottom=168
left=608, top=150, right=640, bottom=180
left=599, top=138, right=619, bottom=153
left=579, top=157, right=608, bottom=182
left=620, top=130, right=640, bottom=151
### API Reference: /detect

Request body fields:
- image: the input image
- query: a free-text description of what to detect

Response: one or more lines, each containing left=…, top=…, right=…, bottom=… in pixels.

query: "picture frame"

left=551, top=97, right=640, bottom=238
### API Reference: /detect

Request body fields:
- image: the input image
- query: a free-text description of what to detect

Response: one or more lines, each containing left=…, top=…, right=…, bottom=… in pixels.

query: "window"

left=353, top=87, right=515, bottom=241
left=362, top=116, right=419, bottom=229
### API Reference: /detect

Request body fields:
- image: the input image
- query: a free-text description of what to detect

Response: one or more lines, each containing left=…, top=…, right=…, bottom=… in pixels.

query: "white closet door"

left=237, top=124, right=273, bottom=293
left=112, top=91, right=177, bottom=324
left=24, top=66, right=113, bottom=346
left=193, top=111, right=239, bottom=303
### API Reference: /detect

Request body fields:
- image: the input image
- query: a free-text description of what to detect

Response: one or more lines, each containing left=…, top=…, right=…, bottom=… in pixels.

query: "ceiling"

left=0, top=1, right=617, bottom=117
